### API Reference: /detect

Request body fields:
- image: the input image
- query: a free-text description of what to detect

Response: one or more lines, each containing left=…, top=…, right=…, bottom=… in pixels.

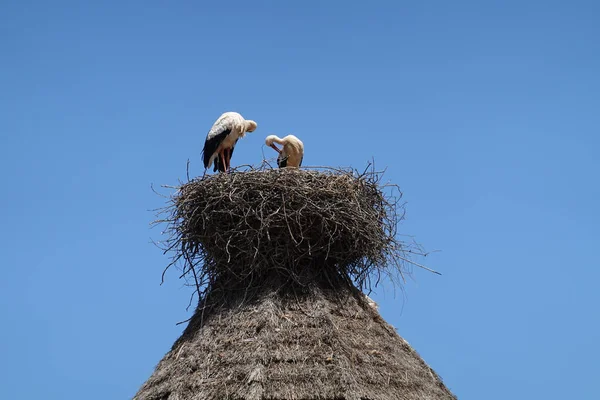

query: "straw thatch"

left=134, top=286, right=455, bottom=400
left=138, top=166, right=455, bottom=399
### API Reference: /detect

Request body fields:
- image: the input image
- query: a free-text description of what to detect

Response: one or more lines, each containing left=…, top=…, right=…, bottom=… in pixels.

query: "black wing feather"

left=278, top=154, right=287, bottom=168
left=213, top=155, right=222, bottom=172
left=202, top=128, right=231, bottom=169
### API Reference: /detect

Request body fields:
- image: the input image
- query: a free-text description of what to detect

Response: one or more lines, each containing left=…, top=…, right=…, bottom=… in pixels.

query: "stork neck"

left=271, top=136, right=285, bottom=145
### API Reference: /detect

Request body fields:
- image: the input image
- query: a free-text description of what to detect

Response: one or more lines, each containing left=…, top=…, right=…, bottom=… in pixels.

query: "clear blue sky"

left=1, top=1, right=598, bottom=398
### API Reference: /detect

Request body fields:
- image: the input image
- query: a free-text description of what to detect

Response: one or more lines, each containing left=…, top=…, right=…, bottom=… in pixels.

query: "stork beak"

left=270, top=144, right=282, bottom=153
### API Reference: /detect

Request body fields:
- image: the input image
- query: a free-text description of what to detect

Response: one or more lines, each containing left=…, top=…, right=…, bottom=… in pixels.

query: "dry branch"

left=153, top=163, right=429, bottom=308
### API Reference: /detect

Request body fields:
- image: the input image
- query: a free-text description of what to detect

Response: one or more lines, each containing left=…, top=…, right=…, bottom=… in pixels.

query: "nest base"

left=156, top=166, right=418, bottom=308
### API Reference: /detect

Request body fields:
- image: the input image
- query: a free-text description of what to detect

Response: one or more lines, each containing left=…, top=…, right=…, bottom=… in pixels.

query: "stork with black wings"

left=265, top=134, right=304, bottom=168
left=202, top=112, right=257, bottom=173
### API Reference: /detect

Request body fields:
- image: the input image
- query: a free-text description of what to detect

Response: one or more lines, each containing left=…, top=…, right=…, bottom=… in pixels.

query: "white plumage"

left=265, top=134, right=304, bottom=168
left=202, top=112, right=257, bottom=173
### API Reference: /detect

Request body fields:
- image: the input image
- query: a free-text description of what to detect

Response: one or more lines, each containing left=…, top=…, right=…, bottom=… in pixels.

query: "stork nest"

left=154, top=164, right=427, bottom=308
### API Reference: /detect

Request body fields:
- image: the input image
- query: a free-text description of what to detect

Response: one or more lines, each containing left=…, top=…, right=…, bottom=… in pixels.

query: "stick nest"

left=155, top=164, right=423, bottom=307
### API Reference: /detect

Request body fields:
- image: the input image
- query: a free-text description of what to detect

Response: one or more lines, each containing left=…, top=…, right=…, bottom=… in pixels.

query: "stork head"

left=244, top=120, right=257, bottom=133
left=265, top=135, right=282, bottom=153
left=265, top=135, right=276, bottom=146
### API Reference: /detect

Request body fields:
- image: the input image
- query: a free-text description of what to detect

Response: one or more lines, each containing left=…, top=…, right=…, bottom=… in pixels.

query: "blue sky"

left=1, top=1, right=599, bottom=398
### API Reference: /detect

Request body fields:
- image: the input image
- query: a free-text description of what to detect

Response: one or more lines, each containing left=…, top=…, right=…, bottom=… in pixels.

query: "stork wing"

left=277, top=153, right=287, bottom=168
left=202, top=117, right=232, bottom=169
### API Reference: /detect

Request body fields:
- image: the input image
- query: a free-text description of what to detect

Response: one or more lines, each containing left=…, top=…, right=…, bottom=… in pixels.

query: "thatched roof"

left=138, top=167, right=455, bottom=399
left=134, top=286, right=455, bottom=400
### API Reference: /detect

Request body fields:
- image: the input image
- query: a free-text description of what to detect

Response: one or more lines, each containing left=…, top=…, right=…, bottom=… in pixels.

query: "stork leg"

left=219, top=149, right=227, bottom=173
left=224, top=150, right=231, bottom=173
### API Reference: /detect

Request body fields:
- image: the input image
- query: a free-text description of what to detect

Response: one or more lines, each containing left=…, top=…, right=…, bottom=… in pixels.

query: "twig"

left=150, top=161, right=438, bottom=311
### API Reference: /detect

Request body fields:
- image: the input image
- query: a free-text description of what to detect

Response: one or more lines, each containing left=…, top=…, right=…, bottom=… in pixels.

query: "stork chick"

left=265, top=134, right=304, bottom=168
left=202, top=112, right=257, bottom=173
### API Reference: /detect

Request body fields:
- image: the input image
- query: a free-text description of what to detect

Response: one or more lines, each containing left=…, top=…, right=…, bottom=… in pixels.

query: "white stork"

left=265, top=134, right=304, bottom=168
left=202, top=112, right=257, bottom=173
